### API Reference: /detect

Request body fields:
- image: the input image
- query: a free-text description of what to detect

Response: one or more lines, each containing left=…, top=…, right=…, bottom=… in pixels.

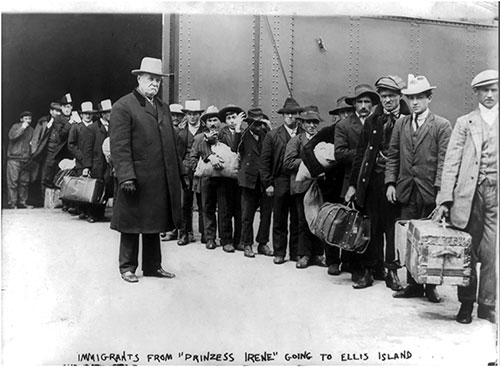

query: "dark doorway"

left=2, top=13, right=162, bottom=207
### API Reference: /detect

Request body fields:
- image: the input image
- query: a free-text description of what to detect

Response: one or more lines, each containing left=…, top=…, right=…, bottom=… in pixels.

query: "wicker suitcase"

left=407, top=220, right=472, bottom=286
left=311, top=202, right=370, bottom=253
left=60, top=176, right=104, bottom=204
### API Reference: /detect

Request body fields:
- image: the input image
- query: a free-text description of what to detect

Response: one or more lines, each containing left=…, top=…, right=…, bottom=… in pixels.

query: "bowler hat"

left=79, top=101, right=97, bottom=114
left=181, top=100, right=205, bottom=114
left=471, top=70, right=498, bottom=88
left=244, top=107, right=269, bottom=124
left=345, top=85, right=380, bottom=106
left=277, top=97, right=303, bottom=114
left=19, top=111, right=32, bottom=119
left=59, top=93, right=73, bottom=105
left=131, top=57, right=169, bottom=77
left=98, top=99, right=112, bottom=112
left=50, top=102, right=61, bottom=111
left=401, top=74, right=436, bottom=95
left=218, top=104, right=245, bottom=121
left=299, top=105, right=323, bottom=122
left=328, top=96, right=354, bottom=115
left=169, top=103, right=184, bottom=115
left=201, top=106, right=220, bottom=123
left=375, top=75, right=406, bottom=92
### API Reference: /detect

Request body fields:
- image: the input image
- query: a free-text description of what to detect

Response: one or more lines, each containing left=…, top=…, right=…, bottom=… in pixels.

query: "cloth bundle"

left=296, top=142, right=335, bottom=181
left=194, top=142, right=239, bottom=179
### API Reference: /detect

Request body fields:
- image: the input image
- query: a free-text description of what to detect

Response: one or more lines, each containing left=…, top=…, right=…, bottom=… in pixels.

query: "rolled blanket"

left=194, top=142, right=239, bottom=179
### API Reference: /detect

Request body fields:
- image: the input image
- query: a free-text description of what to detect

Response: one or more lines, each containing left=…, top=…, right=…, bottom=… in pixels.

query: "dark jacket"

left=47, top=114, right=72, bottom=160
left=283, top=133, right=313, bottom=195
left=260, top=124, right=304, bottom=195
left=218, top=125, right=238, bottom=151
left=349, top=101, right=411, bottom=207
left=7, top=122, right=33, bottom=161
left=385, top=110, right=452, bottom=206
left=334, top=114, right=365, bottom=198
left=89, top=119, right=109, bottom=180
left=110, top=89, right=184, bottom=233
left=67, top=122, right=94, bottom=171
left=176, top=124, right=208, bottom=178
left=234, top=128, right=267, bottom=190
left=30, top=115, right=53, bottom=160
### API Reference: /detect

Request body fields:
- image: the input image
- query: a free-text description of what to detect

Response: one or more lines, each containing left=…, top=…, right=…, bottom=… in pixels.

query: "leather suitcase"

left=407, top=220, right=472, bottom=286
left=60, top=176, right=104, bottom=204
left=311, top=202, right=370, bottom=253
left=395, top=220, right=409, bottom=267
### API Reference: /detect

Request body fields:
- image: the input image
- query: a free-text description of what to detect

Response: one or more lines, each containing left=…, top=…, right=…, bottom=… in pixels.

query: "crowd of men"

left=5, top=56, right=497, bottom=325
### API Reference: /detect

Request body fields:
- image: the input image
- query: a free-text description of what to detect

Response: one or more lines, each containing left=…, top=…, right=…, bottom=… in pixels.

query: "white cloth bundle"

left=58, top=158, right=76, bottom=170
left=194, top=142, right=239, bottom=179
left=296, top=142, right=336, bottom=181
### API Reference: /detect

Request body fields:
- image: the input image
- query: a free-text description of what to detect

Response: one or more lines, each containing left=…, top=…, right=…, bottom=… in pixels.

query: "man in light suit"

left=386, top=74, right=452, bottom=302
left=434, top=70, right=498, bottom=324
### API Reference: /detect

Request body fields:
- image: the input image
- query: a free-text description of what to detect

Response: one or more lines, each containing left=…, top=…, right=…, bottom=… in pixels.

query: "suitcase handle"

left=434, top=248, right=461, bottom=259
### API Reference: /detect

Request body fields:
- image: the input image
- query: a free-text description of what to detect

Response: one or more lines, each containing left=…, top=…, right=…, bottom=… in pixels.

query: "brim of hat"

left=98, top=109, right=112, bottom=113
left=79, top=110, right=97, bottom=114
left=219, top=106, right=245, bottom=120
left=244, top=116, right=270, bottom=125
left=345, top=91, right=380, bottom=106
left=277, top=107, right=303, bottom=114
left=328, top=105, right=354, bottom=115
left=181, top=109, right=205, bottom=114
left=200, top=112, right=220, bottom=122
left=401, top=86, right=436, bottom=95
left=131, top=69, right=169, bottom=77
left=473, top=79, right=498, bottom=88
left=299, top=116, right=323, bottom=123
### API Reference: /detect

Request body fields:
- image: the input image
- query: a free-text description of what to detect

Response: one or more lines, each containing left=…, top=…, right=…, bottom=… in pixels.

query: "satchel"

left=310, top=201, right=370, bottom=253
left=60, top=176, right=105, bottom=204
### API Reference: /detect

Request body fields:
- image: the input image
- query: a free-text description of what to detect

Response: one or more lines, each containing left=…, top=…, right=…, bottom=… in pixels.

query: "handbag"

left=60, top=176, right=105, bottom=204
left=310, top=201, right=371, bottom=253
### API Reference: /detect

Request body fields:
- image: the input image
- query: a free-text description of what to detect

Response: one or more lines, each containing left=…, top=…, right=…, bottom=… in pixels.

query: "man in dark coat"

left=345, top=75, right=410, bottom=290
left=234, top=107, right=273, bottom=258
left=110, top=57, right=185, bottom=283
left=260, top=97, right=304, bottom=264
left=386, top=74, right=452, bottom=302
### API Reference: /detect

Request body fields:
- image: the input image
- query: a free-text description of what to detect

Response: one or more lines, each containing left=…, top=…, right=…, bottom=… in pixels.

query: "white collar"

left=188, top=123, right=200, bottom=136
left=284, top=124, right=298, bottom=137
left=100, top=118, right=109, bottom=126
left=82, top=120, right=93, bottom=128
left=355, top=112, right=367, bottom=125
left=479, top=103, right=498, bottom=126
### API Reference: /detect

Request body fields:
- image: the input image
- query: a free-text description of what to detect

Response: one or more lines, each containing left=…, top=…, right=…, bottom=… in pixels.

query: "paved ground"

left=1, top=208, right=498, bottom=366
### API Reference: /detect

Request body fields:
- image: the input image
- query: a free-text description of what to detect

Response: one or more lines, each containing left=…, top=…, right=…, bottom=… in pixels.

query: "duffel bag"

left=311, top=202, right=370, bottom=253
left=60, top=176, right=105, bottom=204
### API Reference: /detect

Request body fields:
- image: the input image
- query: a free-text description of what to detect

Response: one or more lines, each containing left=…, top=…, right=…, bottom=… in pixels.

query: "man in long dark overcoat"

left=110, top=57, right=185, bottom=283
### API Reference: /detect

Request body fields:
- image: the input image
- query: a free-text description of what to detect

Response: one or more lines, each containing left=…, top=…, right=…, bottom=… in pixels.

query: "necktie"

left=413, top=114, right=420, bottom=131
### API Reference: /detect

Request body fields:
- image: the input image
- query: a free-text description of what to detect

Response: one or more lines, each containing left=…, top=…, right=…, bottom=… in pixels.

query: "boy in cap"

left=284, top=106, right=326, bottom=269
left=386, top=74, right=452, bottom=302
left=434, top=70, right=498, bottom=324
left=345, top=75, right=411, bottom=289
left=260, top=97, right=304, bottom=264
left=6, top=111, right=34, bottom=208
left=234, top=107, right=273, bottom=258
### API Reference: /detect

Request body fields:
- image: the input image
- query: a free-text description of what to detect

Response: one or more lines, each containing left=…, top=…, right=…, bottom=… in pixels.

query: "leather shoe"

left=296, top=256, right=310, bottom=269
left=425, top=285, right=441, bottom=303
left=393, top=284, right=424, bottom=298
left=244, top=245, right=255, bottom=258
left=478, top=304, right=496, bottom=324
left=177, top=233, right=189, bottom=246
left=188, top=232, right=196, bottom=243
left=311, top=255, right=327, bottom=267
left=351, top=270, right=363, bottom=283
left=121, top=271, right=138, bottom=283
left=352, top=269, right=374, bottom=289
left=68, top=207, right=79, bottom=215
left=79, top=213, right=88, bottom=220
left=327, top=264, right=341, bottom=276
left=223, top=244, right=235, bottom=253
left=273, top=256, right=285, bottom=264
left=143, top=268, right=175, bottom=278
left=16, top=202, right=28, bottom=209
left=257, top=244, right=274, bottom=256
left=235, top=243, right=245, bottom=251
left=206, top=239, right=217, bottom=250
left=456, top=302, right=474, bottom=324
left=372, top=266, right=386, bottom=281
left=385, top=270, right=403, bottom=291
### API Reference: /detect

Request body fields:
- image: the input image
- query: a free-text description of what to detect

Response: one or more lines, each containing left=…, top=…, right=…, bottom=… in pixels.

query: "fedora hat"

left=79, top=101, right=97, bottom=114
left=375, top=75, right=406, bottom=92
left=401, top=74, right=436, bottom=95
left=471, top=70, right=498, bottom=88
left=299, top=105, right=323, bottom=122
left=200, top=105, right=220, bottom=123
left=244, top=107, right=269, bottom=124
left=181, top=100, right=204, bottom=113
left=131, top=57, right=169, bottom=77
left=218, top=104, right=245, bottom=121
left=50, top=102, right=61, bottom=111
left=328, top=96, right=355, bottom=115
left=59, top=93, right=73, bottom=105
left=345, top=85, right=380, bottom=106
left=169, top=103, right=184, bottom=115
left=98, top=99, right=112, bottom=112
left=277, top=97, right=303, bottom=114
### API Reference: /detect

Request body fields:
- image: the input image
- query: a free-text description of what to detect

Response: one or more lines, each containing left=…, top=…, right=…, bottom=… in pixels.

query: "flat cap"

left=375, top=75, right=406, bottom=92
left=471, top=70, right=498, bottom=88
left=19, top=111, right=32, bottom=119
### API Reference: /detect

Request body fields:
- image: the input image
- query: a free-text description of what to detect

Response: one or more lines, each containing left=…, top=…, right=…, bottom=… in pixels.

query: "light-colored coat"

left=437, top=108, right=495, bottom=229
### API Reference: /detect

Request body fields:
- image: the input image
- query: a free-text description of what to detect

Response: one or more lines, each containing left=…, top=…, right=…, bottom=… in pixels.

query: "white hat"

left=401, top=74, right=436, bottom=95
left=471, top=70, right=498, bottom=88
left=131, top=57, right=168, bottom=77
left=79, top=101, right=96, bottom=113
left=169, top=103, right=184, bottom=114
left=98, top=99, right=113, bottom=112
left=201, top=106, right=220, bottom=123
left=181, top=100, right=204, bottom=113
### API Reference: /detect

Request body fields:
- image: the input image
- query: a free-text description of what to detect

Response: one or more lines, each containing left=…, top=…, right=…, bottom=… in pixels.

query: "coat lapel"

left=414, top=113, right=433, bottom=150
